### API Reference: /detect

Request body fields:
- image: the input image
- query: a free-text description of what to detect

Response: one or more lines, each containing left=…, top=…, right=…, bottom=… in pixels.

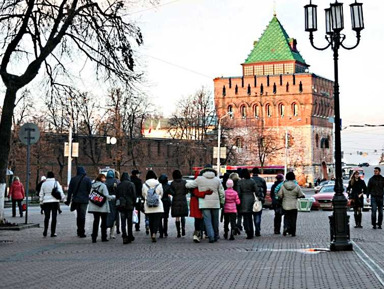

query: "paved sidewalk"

left=1, top=206, right=383, bottom=289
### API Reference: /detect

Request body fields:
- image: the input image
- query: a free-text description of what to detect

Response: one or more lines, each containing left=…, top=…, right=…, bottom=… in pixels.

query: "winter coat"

left=237, top=178, right=259, bottom=213
left=189, top=188, right=212, bottom=218
left=131, top=175, right=143, bottom=199
left=270, top=180, right=283, bottom=206
left=9, top=181, right=25, bottom=200
left=142, top=179, right=164, bottom=214
left=170, top=179, right=189, bottom=217
left=223, top=188, right=240, bottom=213
left=106, top=171, right=119, bottom=195
left=161, top=182, right=174, bottom=217
left=186, top=168, right=224, bottom=209
left=278, top=181, right=305, bottom=211
left=39, top=178, right=65, bottom=204
left=67, top=167, right=92, bottom=204
left=347, top=178, right=366, bottom=207
left=367, top=175, right=384, bottom=199
left=252, top=175, right=267, bottom=202
left=88, top=181, right=114, bottom=213
left=115, top=174, right=136, bottom=212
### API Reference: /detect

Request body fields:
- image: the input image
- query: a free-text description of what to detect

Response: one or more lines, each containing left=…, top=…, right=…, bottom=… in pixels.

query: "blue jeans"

left=371, top=197, right=383, bottom=226
left=202, top=209, right=220, bottom=241
left=253, top=210, right=263, bottom=236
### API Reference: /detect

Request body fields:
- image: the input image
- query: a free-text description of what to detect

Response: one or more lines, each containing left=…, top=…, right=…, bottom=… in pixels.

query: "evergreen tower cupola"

left=242, top=16, right=309, bottom=77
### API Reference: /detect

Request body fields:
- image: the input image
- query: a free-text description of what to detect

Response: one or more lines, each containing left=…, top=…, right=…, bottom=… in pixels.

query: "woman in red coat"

left=189, top=187, right=212, bottom=243
left=8, top=176, right=25, bottom=217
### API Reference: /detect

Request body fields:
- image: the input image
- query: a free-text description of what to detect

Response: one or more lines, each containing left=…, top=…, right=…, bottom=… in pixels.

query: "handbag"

left=51, top=182, right=61, bottom=200
left=89, top=186, right=106, bottom=207
left=132, top=210, right=139, bottom=224
left=253, top=192, right=262, bottom=213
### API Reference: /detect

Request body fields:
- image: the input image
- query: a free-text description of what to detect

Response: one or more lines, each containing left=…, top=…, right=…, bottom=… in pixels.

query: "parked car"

left=358, top=163, right=369, bottom=167
left=311, top=184, right=350, bottom=210
left=263, top=182, right=274, bottom=209
left=314, top=180, right=335, bottom=194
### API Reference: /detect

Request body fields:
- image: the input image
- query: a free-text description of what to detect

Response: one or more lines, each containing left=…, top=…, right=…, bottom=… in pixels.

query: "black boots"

left=176, top=221, right=181, bottom=238
left=354, top=213, right=363, bottom=228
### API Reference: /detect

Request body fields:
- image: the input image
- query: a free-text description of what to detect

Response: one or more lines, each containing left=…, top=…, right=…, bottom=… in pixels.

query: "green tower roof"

left=244, top=16, right=307, bottom=65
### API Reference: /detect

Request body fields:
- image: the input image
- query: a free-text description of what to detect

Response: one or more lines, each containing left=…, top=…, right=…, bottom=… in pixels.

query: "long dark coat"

left=170, top=179, right=189, bottom=217
left=237, top=178, right=259, bottom=214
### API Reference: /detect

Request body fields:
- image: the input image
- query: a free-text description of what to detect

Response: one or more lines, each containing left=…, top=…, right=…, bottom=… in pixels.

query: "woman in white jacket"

left=142, top=170, right=164, bottom=242
left=39, top=171, right=65, bottom=237
left=88, top=174, right=115, bottom=243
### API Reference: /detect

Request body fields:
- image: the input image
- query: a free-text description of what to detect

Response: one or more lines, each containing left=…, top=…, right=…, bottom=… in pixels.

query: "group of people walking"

left=8, top=165, right=384, bottom=244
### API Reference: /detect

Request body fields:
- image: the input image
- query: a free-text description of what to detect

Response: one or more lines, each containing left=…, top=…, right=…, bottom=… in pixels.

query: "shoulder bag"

left=253, top=192, right=262, bottom=213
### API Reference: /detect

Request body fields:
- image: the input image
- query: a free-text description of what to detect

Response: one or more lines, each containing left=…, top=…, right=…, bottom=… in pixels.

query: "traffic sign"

left=18, top=123, right=40, bottom=145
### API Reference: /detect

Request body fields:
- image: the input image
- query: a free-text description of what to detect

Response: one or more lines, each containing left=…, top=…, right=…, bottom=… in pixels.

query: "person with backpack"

left=105, top=170, right=120, bottom=239
left=115, top=172, right=136, bottom=244
left=251, top=168, right=266, bottom=237
left=158, top=174, right=173, bottom=238
left=270, top=174, right=285, bottom=234
left=170, top=170, right=189, bottom=238
left=89, top=174, right=116, bottom=243
left=142, top=170, right=164, bottom=242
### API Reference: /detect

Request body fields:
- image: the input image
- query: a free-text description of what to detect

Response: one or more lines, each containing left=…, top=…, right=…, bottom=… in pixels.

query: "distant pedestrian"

left=89, top=174, right=116, bottom=243
left=131, top=170, right=143, bottom=232
left=158, top=174, right=173, bottom=238
left=170, top=170, right=189, bottom=238
left=237, top=169, right=260, bottom=239
left=251, top=168, right=266, bottom=237
left=115, top=172, right=136, bottom=244
left=65, top=167, right=92, bottom=238
left=8, top=176, right=25, bottom=218
left=367, top=167, right=384, bottom=229
left=278, top=172, right=305, bottom=237
left=347, top=170, right=367, bottom=228
left=270, top=174, right=284, bottom=234
left=142, top=170, right=164, bottom=242
left=229, top=172, right=242, bottom=234
left=39, top=172, right=65, bottom=237
left=105, top=170, right=120, bottom=239
left=223, top=179, right=240, bottom=240
left=36, top=176, right=46, bottom=214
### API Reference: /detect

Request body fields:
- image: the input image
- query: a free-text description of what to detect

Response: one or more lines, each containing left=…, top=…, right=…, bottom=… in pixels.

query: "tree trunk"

left=0, top=88, right=18, bottom=223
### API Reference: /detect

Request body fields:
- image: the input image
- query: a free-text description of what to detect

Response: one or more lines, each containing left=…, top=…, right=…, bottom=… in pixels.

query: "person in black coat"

left=131, top=170, right=143, bottom=231
left=270, top=174, right=284, bottom=234
left=65, top=166, right=92, bottom=238
left=347, top=171, right=367, bottom=228
left=116, top=172, right=136, bottom=244
left=158, top=174, right=174, bottom=238
left=170, top=170, right=189, bottom=238
left=367, top=167, right=384, bottom=229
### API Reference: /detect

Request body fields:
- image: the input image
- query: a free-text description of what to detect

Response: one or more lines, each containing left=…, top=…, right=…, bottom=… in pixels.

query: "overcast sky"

left=129, top=0, right=384, bottom=164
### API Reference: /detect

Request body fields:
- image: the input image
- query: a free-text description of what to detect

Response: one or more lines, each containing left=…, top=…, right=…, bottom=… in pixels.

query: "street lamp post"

left=217, top=112, right=232, bottom=176
left=304, top=0, right=364, bottom=251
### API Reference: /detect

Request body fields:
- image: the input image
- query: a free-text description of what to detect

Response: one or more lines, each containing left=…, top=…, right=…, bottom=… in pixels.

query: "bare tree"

left=0, top=0, right=151, bottom=221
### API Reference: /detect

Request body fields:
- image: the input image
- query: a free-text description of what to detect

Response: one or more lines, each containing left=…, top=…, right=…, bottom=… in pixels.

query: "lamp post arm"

left=340, top=32, right=362, bottom=50
left=309, top=32, right=332, bottom=51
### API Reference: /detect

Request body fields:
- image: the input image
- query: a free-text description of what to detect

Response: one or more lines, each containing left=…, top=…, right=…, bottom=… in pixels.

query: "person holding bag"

left=278, top=172, right=305, bottom=237
left=39, top=171, right=65, bottom=237
left=89, top=174, right=115, bottom=243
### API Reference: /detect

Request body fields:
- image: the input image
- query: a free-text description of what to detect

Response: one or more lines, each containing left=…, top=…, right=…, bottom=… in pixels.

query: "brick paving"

left=0, top=205, right=383, bottom=289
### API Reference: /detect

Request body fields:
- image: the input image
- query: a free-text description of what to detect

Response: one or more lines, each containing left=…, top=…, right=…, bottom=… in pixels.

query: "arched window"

left=222, top=85, right=226, bottom=97
left=235, top=138, right=243, bottom=153
left=266, top=104, right=272, bottom=117
left=227, top=105, right=233, bottom=118
left=315, top=134, right=319, bottom=148
left=247, top=84, right=251, bottom=95
left=260, top=83, right=264, bottom=95
left=273, top=83, right=277, bottom=94
left=235, top=84, right=238, bottom=95
left=279, top=103, right=285, bottom=117
left=240, top=105, right=247, bottom=119
left=299, top=81, right=303, bottom=93
left=292, top=102, right=298, bottom=116
left=286, top=82, right=289, bottom=92
left=253, top=105, right=260, bottom=118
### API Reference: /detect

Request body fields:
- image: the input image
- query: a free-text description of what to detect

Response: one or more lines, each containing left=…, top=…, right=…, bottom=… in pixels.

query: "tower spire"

left=273, top=0, right=277, bottom=16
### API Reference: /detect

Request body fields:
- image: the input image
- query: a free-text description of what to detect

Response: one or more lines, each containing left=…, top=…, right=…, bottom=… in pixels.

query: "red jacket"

left=189, top=188, right=212, bottom=218
left=223, top=188, right=240, bottom=213
left=9, top=181, right=25, bottom=200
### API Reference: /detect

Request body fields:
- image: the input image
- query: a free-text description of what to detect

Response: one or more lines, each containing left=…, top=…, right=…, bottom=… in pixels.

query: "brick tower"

left=213, top=15, right=334, bottom=184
